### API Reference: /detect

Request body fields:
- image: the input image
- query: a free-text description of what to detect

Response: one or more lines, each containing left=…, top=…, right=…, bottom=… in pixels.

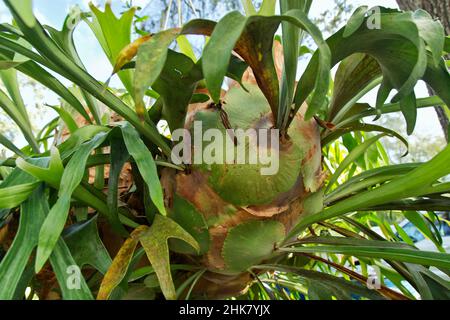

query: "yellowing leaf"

left=97, top=226, right=148, bottom=300
left=138, top=215, right=199, bottom=300
left=112, top=35, right=152, bottom=75
left=134, top=29, right=179, bottom=119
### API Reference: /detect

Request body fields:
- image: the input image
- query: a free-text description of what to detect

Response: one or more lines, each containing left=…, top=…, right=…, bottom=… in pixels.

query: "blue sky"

left=0, top=0, right=443, bottom=152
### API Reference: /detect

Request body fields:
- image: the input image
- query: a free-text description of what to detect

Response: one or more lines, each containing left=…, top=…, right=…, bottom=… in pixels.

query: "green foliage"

left=223, top=220, right=285, bottom=272
left=63, top=216, right=112, bottom=274
left=281, top=237, right=450, bottom=269
left=121, top=123, right=166, bottom=216
left=87, top=2, right=136, bottom=92
left=168, top=195, right=210, bottom=255
left=138, top=215, right=200, bottom=300
left=296, top=7, right=450, bottom=134
left=0, top=0, right=449, bottom=301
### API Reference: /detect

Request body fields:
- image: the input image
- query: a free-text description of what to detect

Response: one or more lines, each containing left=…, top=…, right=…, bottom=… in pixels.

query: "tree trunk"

left=396, top=0, right=450, bottom=142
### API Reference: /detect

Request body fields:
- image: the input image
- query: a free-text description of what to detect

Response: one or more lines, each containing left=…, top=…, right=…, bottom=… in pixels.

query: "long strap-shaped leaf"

left=0, top=131, right=26, bottom=157
left=0, top=182, right=39, bottom=209
left=325, top=164, right=419, bottom=204
left=0, top=187, right=43, bottom=299
left=288, top=143, right=450, bottom=239
left=326, top=134, right=387, bottom=193
left=0, top=45, right=90, bottom=122
left=278, top=0, right=312, bottom=129
left=0, top=39, right=90, bottom=124
left=121, top=123, right=166, bottom=216
left=0, top=88, right=39, bottom=152
left=3, top=0, right=171, bottom=157
left=106, top=134, right=130, bottom=236
left=255, top=264, right=385, bottom=300
left=16, top=146, right=137, bottom=231
left=280, top=237, right=450, bottom=269
left=0, top=186, right=93, bottom=300
left=0, top=69, right=29, bottom=124
left=16, top=60, right=91, bottom=122
left=34, top=132, right=109, bottom=272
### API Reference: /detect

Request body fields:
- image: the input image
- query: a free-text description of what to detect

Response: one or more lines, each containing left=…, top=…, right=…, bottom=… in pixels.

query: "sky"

left=0, top=0, right=444, bottom=153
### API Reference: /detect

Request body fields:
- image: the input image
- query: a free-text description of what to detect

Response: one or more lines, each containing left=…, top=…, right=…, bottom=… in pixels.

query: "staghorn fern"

left=0, top=0, right=449, bottom=300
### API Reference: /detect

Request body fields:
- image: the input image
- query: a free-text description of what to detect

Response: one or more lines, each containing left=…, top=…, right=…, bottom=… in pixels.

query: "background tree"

left=138, top=0, right=352, bottom=34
